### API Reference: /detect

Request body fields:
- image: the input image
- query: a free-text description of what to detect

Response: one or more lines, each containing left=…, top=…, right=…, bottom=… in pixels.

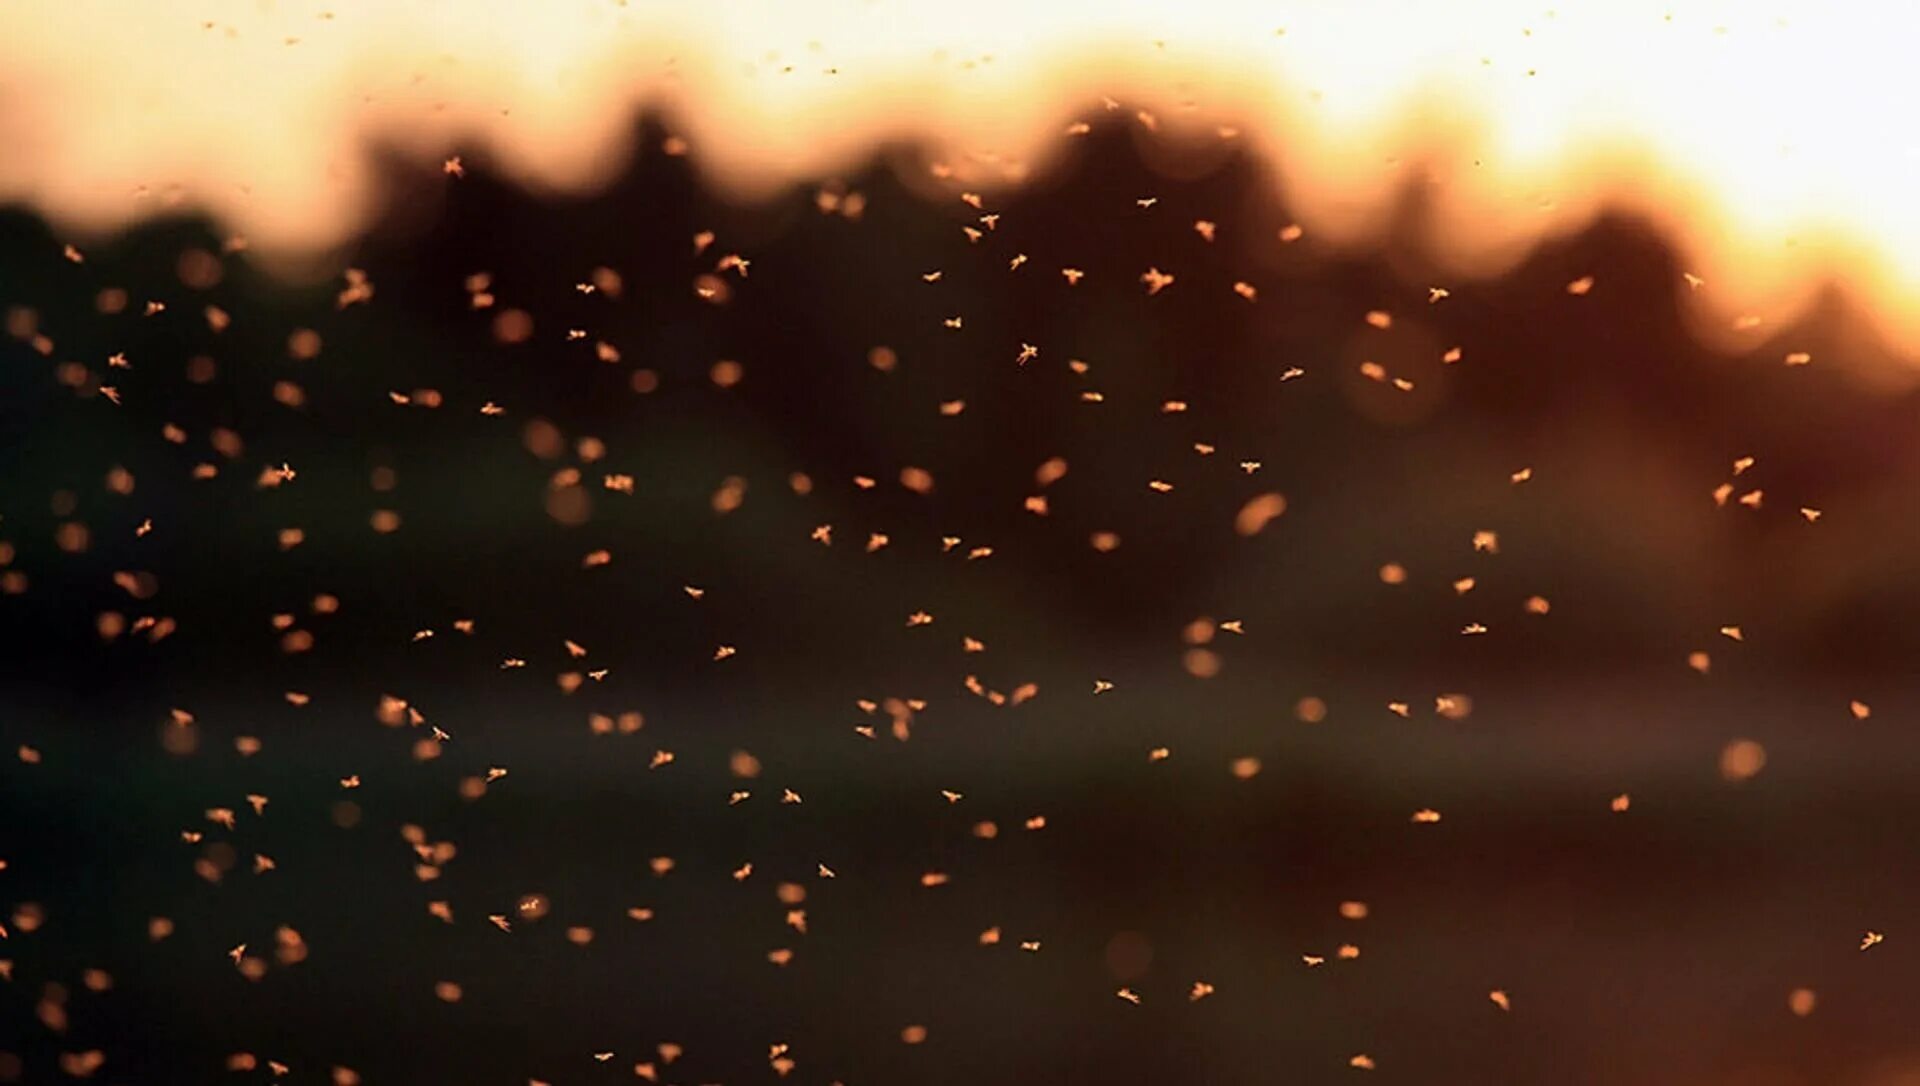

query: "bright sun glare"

left=3, top=1, right=1915, bottom=359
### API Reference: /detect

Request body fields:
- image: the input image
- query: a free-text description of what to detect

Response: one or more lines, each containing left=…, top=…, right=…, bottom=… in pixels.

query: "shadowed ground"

left=2, top=119, right=1919, bottom=1085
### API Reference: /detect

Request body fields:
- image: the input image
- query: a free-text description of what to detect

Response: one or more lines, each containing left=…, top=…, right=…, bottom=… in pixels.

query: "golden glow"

left=4, top=2, right=1918, bottom=356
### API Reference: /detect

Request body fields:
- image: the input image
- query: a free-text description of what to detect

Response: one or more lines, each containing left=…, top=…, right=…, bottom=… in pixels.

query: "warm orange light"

left=7, top=3, right=1920, bottom=360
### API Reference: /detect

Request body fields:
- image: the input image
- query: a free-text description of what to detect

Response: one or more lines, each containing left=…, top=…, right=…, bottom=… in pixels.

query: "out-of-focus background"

left=7, top=8, right=1920, bottom=1086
